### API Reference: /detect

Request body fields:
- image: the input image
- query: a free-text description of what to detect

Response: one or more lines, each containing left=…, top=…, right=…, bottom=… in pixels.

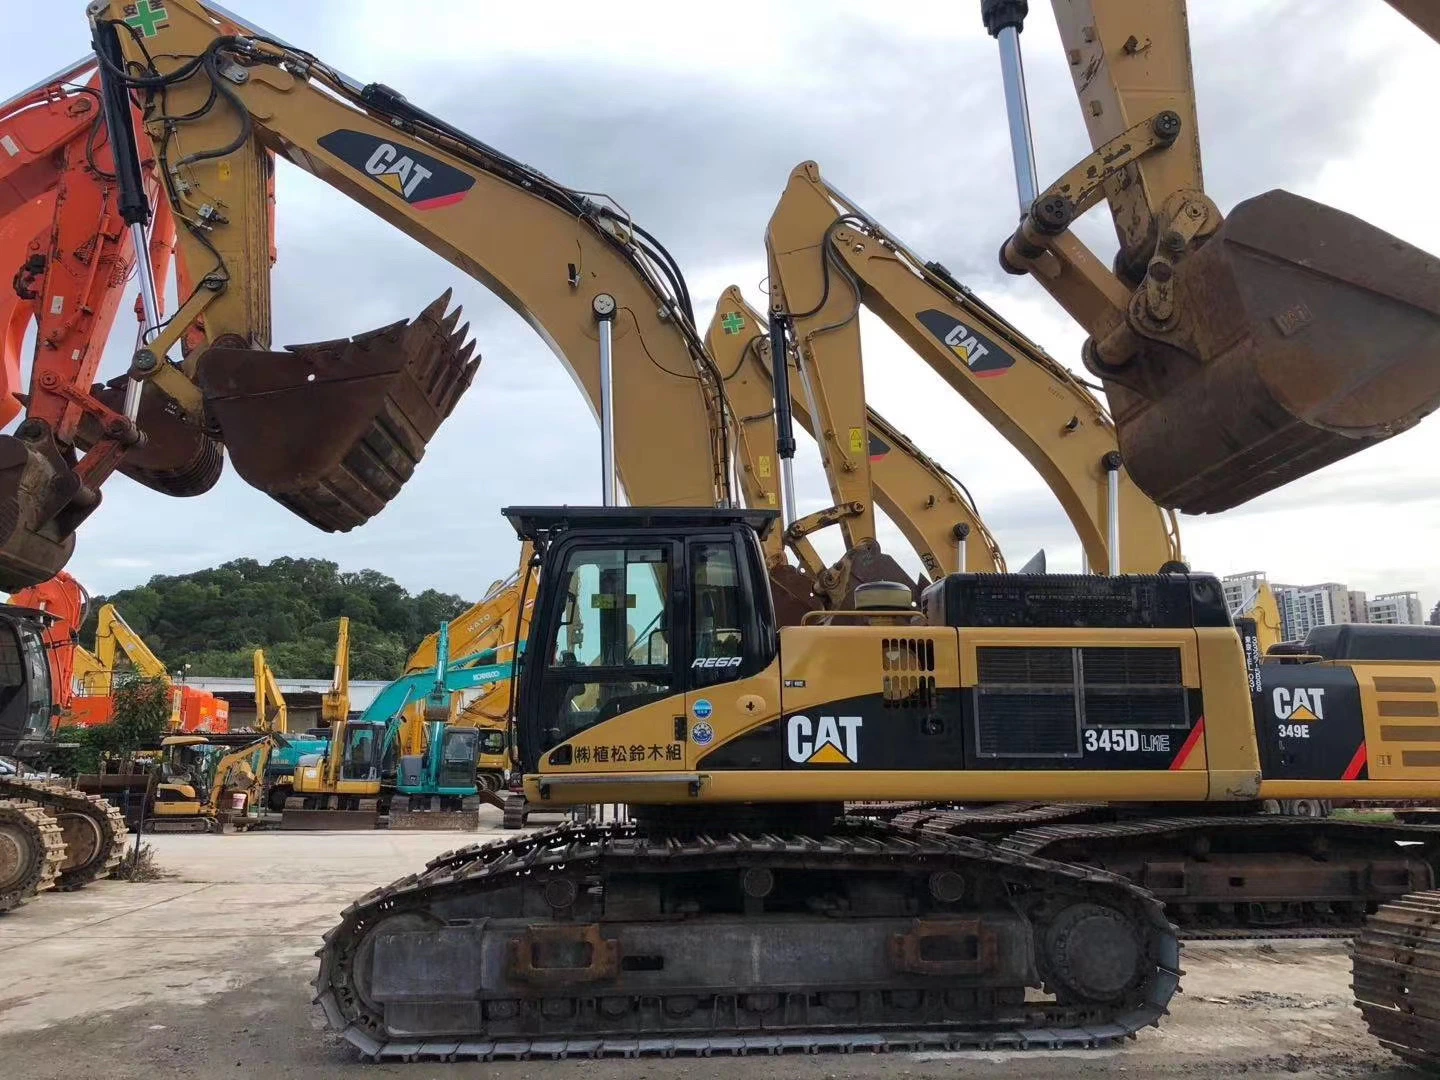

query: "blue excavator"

left=282, top=623, right=517, bottom=829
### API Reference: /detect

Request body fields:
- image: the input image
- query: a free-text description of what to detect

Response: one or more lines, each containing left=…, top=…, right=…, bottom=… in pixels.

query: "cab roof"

left=503, top=506, right=778, bottom=544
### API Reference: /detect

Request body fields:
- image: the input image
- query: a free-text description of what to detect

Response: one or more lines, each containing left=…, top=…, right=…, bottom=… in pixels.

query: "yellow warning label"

left=848, top=427, right=864, bottom=454
left=757, top=455, right=772, bottom=479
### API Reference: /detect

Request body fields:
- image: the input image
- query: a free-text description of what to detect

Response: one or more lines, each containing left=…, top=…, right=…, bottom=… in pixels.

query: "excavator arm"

left=320, top=616, right=348, bottom=725
left=987, top=0, right=1440, bottom=513
left=0, top=60, right=272, bottom=588
left=405, top=558, right=532, bottom=676
left=704, top=289, right=1004, bottom=609
left=91, top=602, right=169, bottom=682
left=767, top=162, right=1181, bottom=575
left=95, top=0, right=731, bottom=536
left=253, top=647, right=288, bottom=732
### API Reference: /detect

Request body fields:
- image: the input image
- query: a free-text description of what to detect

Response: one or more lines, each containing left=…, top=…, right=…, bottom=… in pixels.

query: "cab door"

left=683, top=535, right=781, bottom=765
left=526, top=539, right=686, bottom=770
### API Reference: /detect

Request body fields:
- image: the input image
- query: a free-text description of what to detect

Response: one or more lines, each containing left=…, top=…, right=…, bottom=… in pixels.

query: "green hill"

left=80, top=557, right=471, bottom=681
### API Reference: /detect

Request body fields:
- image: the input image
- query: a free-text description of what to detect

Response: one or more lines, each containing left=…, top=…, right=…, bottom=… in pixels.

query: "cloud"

left=3, top=1, right=1437, bottom=615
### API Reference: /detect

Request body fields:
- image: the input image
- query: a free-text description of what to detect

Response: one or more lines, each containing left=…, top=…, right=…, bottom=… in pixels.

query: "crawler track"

left=1353, top=890, right=1440, bottom=1070
left=0, top=799, right=65, bottom=911
left=0, top=778, right=128, bottom=891
left=315, top=820, right=1179, bottom=1061
left=901, top=807, right=1439, bottom=937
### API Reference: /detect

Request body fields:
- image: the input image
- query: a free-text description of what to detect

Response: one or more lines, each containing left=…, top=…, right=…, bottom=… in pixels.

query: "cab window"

left=691, top=542, right=745, bottom=688
left=538, top=545, right=674, bottom=746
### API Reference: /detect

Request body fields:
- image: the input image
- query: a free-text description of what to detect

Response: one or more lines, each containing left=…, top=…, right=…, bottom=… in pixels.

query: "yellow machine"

left=705, top=290, right=1005, bottom=621
left=252, top=648, right=288, bottom=732
left=762, top=164, right=1184, bottom=579
left=98, top=0, right=1440, bottom=1061
left=147, top=732, right=283, bottom=831
left=305, top=503, right=1440, bottom=1058
left=285, top=616, right=385, bottom=827
left=321, top=616, right=350, bottom=727
left=75, top=603, right=229, bottom=731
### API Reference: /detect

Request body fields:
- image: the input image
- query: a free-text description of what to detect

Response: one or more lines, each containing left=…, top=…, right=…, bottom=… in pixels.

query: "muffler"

left=196, top=291, right=478, bottom=531
left=1099, top=190, right=1440, bottom=513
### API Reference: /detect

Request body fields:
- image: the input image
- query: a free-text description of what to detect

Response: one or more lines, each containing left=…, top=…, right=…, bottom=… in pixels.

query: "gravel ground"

left=0, top=821, right=1420, bottom=1080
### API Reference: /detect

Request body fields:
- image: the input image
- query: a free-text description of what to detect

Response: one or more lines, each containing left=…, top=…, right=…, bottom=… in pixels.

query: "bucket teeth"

left=197, top=291, right=480, bottom=532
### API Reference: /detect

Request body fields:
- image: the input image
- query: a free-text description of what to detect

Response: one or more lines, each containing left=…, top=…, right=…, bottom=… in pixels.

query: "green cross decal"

left=125, top=1, right=169, bottom=38
left=720, top=312, right=745, bottom=335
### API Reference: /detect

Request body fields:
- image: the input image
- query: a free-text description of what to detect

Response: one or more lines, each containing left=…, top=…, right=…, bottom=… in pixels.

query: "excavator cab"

left=505, top=506, right=778, bottom=774
left=1095, top=191, right=1440, bottom=513
left=0, top=605, right=55, bottom=754
left=431, top=726, right=481, bottom=794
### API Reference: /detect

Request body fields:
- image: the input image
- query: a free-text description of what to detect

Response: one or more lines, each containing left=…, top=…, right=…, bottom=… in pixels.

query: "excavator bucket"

left=1111, top=190, right=1440, bottom=514
left=196, top=291, right=478, bottom=531
left=0, top=437, right=78, bottom=588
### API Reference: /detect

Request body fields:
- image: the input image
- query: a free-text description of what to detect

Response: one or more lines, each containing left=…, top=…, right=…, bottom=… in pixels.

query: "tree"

left=78, top=558, right=472, bottom=680
left=1430, top=600, right=1440, bottom=626
left=104, top=673, right=172, bottom=754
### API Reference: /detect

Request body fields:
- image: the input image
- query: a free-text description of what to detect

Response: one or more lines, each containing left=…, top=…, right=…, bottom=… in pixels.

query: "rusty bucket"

left=197, top=290, right=478, bottom=531
left=1106, top=190, right=1440, bottom=513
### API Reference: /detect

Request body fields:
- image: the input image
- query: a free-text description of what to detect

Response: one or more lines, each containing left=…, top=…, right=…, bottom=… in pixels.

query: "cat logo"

left=786, top=714, right=862, bottom=765
left=915, top=310, right=1014, bottom=378
left=1273, top=686, right=1325, bottom=722
left=317, top=130, right=476, bottom=210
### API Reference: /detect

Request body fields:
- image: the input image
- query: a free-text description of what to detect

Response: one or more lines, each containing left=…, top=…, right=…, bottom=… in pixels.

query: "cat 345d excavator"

left=95, top=0, right=1440, bottom=1061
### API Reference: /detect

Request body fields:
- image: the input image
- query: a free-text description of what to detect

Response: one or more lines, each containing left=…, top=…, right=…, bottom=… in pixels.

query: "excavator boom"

left=704, top=290, right=1004, bottom=617
left=766, top=162, right=1181, bottom=574
left=988, top=0, right=1440, bottom=513
left=96, top=0, right=731, bottom=536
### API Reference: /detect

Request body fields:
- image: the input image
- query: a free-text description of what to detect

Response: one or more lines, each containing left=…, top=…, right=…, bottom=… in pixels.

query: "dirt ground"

left=0, top=811, right=1420, bottom=1079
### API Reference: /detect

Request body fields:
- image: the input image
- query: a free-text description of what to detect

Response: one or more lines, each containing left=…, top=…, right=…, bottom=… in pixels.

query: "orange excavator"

left=0, top=45, right=477, bottom=592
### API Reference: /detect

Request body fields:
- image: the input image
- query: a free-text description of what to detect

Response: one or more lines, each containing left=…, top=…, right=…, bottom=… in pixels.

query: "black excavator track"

left=0, top=799, right=65, bottom=911
left=0, top=778, right=128, bottom=891
left=901, top=807, right=1439, bottom=938
left=314, top=819, right=1179, bottom=1061
left=1353, top=889, right=1440, bottom=1070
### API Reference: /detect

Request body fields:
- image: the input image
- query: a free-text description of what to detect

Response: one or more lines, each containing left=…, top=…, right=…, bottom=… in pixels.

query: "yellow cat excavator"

left=96, top=0, right=1440, bottom=1062
left=981, top=0, right=1440, bottom=515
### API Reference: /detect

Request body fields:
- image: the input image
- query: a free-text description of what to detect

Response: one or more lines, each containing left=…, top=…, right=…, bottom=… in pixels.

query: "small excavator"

left=284, top=624, right=505, bottom=829
left=144, top=728, right=289, bottom=831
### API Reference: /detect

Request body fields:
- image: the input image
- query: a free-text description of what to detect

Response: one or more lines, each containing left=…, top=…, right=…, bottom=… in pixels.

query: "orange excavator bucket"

left=196, top=291, right=478, bottom=531
left=1106, top=191, right=1440, bottom=513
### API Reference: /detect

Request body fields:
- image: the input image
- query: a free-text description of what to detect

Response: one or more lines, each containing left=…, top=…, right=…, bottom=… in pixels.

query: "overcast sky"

left=5, top=1, right=1437, bottom=614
